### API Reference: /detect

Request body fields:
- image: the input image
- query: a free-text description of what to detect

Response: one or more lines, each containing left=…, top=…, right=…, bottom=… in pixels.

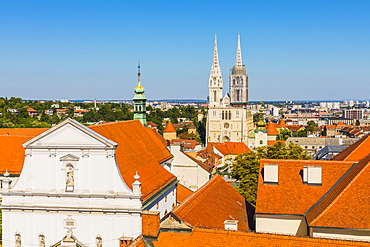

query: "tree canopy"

left=231, top=142, right=311, bottom=206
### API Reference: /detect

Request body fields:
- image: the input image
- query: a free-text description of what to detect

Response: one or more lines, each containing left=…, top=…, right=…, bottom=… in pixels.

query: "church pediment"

left=60, top=154, right=80, bottom=162
left=23, top=118, right=117, bottom=149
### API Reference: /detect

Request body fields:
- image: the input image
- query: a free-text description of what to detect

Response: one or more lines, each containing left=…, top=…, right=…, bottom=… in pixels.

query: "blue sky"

left=1, top=0, right=370, bottom=101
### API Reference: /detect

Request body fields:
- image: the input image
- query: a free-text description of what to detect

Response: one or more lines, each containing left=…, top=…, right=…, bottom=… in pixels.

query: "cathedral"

left=206, top=34, right=254, bottom=145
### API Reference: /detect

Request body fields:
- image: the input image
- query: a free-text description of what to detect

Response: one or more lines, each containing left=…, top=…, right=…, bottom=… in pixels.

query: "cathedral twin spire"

left=209, top=33, right=248, bottom=106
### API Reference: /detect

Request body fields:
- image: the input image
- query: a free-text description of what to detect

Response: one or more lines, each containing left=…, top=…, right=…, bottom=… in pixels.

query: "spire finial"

left=211, top=33, right=221, bottom=74
left=236, top=33, right=242, bottom=66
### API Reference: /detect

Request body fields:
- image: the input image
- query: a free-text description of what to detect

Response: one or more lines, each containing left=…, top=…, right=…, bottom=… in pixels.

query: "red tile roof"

left=266, top=122, right=279, bottom=135
left=0, top=128, right=48, bottom=173
left=170, top=139, right=200, bottom=149
left=256, top=159, right=354, bottom=215
left=148, top=127, right=168, bottom=147
left=332, top=135, right=370, bottom=162
left=176, top=183, right=193, bottom=204
left=172, top=175, right=249, bottom=231
left=90, top=120, right=175, bottom=201
left=163, top=121, right=176, bottom=133
left=209, top=142, right=251, bottom=156
left=153, top=228, right=370, bottom=247
left=307, top=154, right=370, bottom=229
left=0, top=121, right=175, bottom=203
left=278, top=119, right=287, bottom=128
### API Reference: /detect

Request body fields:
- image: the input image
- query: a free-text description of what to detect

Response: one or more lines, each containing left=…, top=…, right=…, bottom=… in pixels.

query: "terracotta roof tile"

left=210, top=142, right=251, bottom=156
left=332, top=135, right=370, bottom=161
left=182, top=152, right=213, bottom=173
left=163, top=121, right=176, bottom=133
left=173, top=175, right=249, bottom=231
left=0, top=128, right=48, bottom=173
left=170, top=139, right=199, bottom=149
left=256, top=159, right=354, bottom=215
left=90, top=120, right=175, bottom=201
left=176, top=183, right=193, bottom=204
left=153, top=228, right=370, bottom=247
left=149, top=128, right=168, bottom=147
left=266, top=122, right=279, bottom=135
left=278, top=119, right=287, bottom=128
left=307, top=154, right=370, bottom=229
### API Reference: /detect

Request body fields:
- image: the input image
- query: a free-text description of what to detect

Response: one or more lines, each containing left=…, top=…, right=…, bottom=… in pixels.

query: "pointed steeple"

left=211, top=34, right=222, bottom=76
left=235, top=32, right=242, bottom=67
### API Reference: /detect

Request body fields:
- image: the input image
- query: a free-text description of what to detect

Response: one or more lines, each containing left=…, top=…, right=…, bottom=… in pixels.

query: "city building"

left=206, top=34, right=253, bottom=145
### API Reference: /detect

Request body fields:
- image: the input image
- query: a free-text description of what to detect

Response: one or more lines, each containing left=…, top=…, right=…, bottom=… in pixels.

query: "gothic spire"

left=211, top=34, right=222, bottom=76
left=235, top=32, right=242, bottom=67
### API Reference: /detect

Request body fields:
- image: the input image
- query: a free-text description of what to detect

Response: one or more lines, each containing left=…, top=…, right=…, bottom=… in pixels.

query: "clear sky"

left=1, top=0, right=370, bottom=101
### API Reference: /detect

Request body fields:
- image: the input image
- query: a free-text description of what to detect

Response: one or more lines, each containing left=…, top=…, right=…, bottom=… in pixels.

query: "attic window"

left=264, top=164, right=279, bottom=184
left=303, top=165, right=322, bottom=186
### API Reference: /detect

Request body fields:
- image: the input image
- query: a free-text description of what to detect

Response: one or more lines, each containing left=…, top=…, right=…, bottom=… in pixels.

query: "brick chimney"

left=142, top=211, right=160, bottom=237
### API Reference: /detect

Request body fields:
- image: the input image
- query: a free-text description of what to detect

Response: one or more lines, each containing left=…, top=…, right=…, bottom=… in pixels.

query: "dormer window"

left=303, top=165, right=322, bottom=185
left=264, top=164, right=278, bottom=184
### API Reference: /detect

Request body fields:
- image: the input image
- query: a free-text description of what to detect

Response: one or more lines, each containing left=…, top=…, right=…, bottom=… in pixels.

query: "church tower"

left=230, top=33, right=248, bottom=104
left=208, top=34, right=223, bottom=108
left=133, top=64, right=147, bottom=126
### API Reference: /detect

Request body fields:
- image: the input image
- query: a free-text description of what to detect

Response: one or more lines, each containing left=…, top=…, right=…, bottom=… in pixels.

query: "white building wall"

left=312, top=228, right=370, bottom=242
left=256, top=215, right=307, bottom=236
left=170, top=145, right=209, bottom=191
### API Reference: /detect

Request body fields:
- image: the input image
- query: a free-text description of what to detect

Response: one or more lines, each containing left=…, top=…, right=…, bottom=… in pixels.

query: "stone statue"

left=39, top=235, right=45, bottom=247
left=96, top=237, right=102, bottom=247
left=66, top=165, right=74, bottom=187
left=15, top=234, right=21, bottom=247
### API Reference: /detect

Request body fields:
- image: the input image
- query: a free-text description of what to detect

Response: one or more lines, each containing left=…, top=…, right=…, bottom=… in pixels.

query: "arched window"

left=213, top=91, right=217, bottom=102
left=222, top=111, right=224, bottom=120
left=260, top=140, right=263, bottom=145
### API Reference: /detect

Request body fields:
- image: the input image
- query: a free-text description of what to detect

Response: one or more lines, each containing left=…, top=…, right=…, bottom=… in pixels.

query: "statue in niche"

left=96, top=237, right=102, bottom=247
left=39, top=235, right=45, bottom=247
left=66, top=165, right=74, bottom=187
left=15, top=234, right=21, bottom=247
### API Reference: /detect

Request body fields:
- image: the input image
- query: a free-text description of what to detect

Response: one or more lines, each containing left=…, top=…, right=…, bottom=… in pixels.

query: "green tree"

left=231, top=142, right=311, bottom=206
left=276, top=128, right=292, bottom=141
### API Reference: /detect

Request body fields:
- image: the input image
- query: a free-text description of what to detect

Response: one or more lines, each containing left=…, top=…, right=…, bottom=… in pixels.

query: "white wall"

left=170, top=145, right=209, bottom=191
left=312, top=227, right=370, bottom=242
left=256, top=214, right=307, bottom=236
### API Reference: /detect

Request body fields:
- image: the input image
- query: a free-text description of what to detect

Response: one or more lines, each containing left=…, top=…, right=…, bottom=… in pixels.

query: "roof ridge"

left=343, top=135, right=369, bottom=161
left=306, top=154, right=370, bottom=224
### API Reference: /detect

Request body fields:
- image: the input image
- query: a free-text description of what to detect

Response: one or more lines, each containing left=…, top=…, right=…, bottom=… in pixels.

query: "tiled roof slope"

left=332, top=135, right=370, bottom=162
left=90, top=120, right=175, bottom=201
left=153, top=228, right=370, bottom=247
left=182, top=151, right=213, bottom=173
left=266, top=122, right=279, bottom=135
left=176, top=183, right=193, bottom=204
left=149, top=128, right=167, bottom=147
left=256, top=159, right=354, bottom=215
left=210, top=142, right=251, bottom=156
left=0, top=128, right=48, bottom=173
left=307, top=154, right=370, bottom=229
left=172, top=175, right=248, bottom=231
left=163, top=121, right=176, bottom=133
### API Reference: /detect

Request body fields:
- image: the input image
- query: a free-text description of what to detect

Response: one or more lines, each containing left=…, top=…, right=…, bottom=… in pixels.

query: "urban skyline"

left=1, top=1, right=370, bottom=101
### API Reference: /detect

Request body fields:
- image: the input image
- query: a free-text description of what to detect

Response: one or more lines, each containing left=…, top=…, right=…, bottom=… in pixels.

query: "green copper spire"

left=133, top=63, right=147, bottom=126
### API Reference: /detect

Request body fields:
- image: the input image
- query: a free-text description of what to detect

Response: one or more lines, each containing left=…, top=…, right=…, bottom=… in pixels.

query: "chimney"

left=142, top=211, right=160, bottom=237
left=264, top=164, right=278, bottom=184
left=224, top=220, right=238, bottom=231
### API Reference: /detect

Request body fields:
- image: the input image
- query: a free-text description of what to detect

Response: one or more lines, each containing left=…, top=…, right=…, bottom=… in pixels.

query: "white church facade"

left=1, top=118, right=177, bottom=247
left=206, top=34, right=254, bottom=145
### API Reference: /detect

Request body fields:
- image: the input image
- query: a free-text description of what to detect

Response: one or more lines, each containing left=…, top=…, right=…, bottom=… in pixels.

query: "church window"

left=165, top=196, right=168, bottom=202
left=260, top=140, right=263, bottom=145
left=156, top=203, right=159, bottom=209
left=213, top=91, right=217, bottom=102
left=222, top=111, right=224, bottom=120
left=164, top=210, right=168, bottom=215
left=172, top=203, right=175, bottom=208
left=172, top=190, right=175, bottom=196
left=228, top=111, right=231, bottom=120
